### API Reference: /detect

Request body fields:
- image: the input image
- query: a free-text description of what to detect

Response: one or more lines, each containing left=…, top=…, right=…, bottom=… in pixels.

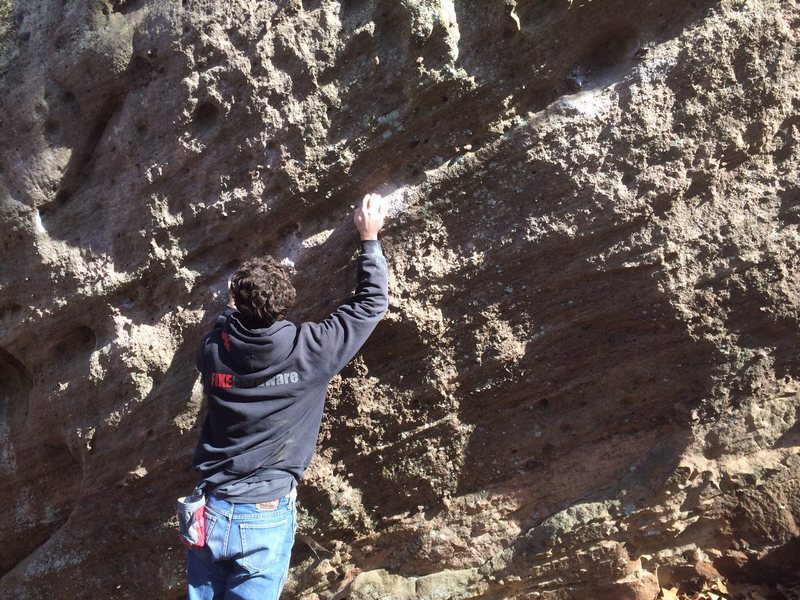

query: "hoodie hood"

left=223, top=313, right=297, bottom=373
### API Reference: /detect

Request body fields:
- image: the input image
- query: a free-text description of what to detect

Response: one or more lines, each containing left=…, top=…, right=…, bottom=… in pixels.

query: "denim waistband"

left=206, top=488, right=296, bottom=519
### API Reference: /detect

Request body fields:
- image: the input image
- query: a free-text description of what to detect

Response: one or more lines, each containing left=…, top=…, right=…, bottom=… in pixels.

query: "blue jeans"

left=187, top=490, right=296, bottom=600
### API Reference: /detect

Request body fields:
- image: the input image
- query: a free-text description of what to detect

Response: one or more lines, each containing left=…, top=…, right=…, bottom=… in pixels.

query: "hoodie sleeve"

left=311, top=240, right=389, bottom=376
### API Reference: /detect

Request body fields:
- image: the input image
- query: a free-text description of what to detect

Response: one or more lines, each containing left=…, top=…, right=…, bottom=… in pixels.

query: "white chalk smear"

left=276, top=233, right=302, bottom=269
left=33, top=209, right=47, bottom=235
left=561, top=88, right=613, bottom=118
left=302, top=228, right=334, bottom=249
left=380, top=186, right=411, bottom=218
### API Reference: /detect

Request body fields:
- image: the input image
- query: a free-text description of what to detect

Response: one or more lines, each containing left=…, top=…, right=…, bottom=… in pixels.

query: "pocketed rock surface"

left=1, top=0, right=799, bottom=598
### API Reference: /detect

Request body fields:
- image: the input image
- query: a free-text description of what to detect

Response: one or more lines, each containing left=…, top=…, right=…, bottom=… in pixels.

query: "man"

left=188, top=193, right=388, bottom=599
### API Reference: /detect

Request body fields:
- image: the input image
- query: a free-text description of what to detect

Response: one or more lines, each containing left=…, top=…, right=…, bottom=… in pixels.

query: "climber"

left=186, top=193, right=389, bottom=599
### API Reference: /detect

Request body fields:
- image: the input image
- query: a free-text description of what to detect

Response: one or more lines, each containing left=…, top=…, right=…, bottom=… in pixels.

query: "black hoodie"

left=192, top=240, right=388, bottom=502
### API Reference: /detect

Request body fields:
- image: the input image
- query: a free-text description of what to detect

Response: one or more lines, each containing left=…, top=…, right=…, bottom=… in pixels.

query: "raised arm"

left=312, top=193, right=389, bottom=375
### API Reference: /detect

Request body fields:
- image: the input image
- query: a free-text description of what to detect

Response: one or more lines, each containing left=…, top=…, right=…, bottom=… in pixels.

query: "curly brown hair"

left=230, top=257, right=296, bottom=328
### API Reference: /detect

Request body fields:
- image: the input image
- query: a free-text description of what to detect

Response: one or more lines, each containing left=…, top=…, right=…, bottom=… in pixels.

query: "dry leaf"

left=661, top=588, right=680, bottom=600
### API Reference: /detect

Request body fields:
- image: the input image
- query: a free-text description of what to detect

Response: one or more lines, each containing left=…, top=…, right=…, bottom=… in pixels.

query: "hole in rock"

left=52, top=325, right=96, bottom=361
left=1, top=304, right=23, bottom=327
left=39, top=188, right=72, bottom=218
left=652, top=195, right=673, bottom=217
left=54, top=188, right=72, bottom=204
left=129, top=55, right=154, bottom=89
left=0, top=349, right=80, bottom=577
left=621, top=171, right=636, bottom=188
left=0, top=347, right=31, bottom=398
left=0, top=442, right=81, bottom=577
left=192, top=100, right=220, bottom=133
left=568, top=25, right=640, bottom=92
left=114, top=0, right=145, bottom=14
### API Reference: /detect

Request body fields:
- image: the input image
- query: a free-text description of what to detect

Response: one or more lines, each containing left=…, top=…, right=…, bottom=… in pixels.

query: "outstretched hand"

left=353, top=193, right=386, bottom=241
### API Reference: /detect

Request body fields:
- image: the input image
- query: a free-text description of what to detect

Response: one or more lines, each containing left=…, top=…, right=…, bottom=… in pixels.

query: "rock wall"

left=0, top=0, right=798, bottom=598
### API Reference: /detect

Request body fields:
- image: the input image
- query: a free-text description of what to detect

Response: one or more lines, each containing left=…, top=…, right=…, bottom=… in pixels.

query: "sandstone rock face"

left=1, top=0, right=798, bottom=598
